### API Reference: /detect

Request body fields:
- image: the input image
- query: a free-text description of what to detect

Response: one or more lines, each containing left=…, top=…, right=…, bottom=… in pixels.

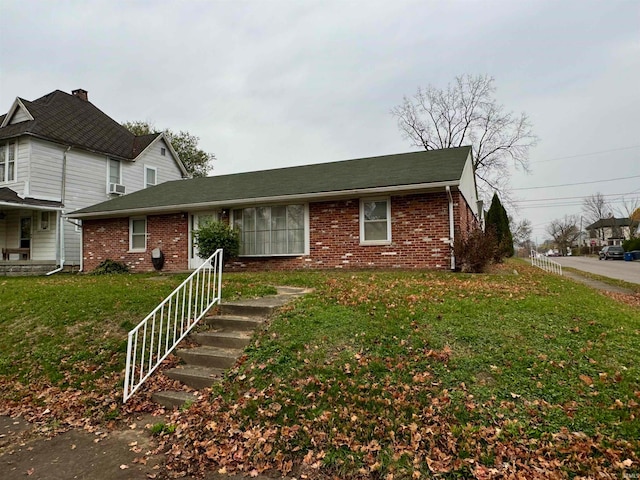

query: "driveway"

left=553, top=256, right=640, bottom=284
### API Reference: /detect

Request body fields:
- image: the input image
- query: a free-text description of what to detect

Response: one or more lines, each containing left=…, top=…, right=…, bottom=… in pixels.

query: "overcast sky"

left=1, top=0, right=638, bottom=243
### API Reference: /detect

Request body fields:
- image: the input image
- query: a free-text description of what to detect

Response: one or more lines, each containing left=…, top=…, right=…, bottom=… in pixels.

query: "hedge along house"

left=69, top=146, right=481, bottom=272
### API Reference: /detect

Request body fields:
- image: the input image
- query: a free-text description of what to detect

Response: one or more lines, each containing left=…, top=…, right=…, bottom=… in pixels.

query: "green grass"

left=1, top=264, right=638, bottom=477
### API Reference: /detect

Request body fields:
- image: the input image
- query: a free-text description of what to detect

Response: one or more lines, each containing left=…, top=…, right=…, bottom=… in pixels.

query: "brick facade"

left=81, top=191, right=478, bottom=273
left=82, top=213, right=189, bottom=272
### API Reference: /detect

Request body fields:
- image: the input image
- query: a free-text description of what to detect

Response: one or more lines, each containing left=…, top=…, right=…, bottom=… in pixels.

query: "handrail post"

left=123, top=249, right=224, bottom=402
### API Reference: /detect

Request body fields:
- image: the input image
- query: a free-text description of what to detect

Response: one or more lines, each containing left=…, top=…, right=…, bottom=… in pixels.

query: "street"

left=553, top=256, right=640, bottom=285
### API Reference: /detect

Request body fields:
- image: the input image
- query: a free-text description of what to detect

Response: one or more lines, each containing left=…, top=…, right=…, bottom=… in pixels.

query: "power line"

left=530, top=145, right=640, bottom=164
left=513, top=191, right=638, bottom=204
left=513, top=174, right=640, bottom=191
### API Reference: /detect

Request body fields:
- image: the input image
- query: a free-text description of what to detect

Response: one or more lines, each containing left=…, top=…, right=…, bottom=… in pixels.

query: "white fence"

left=123, top=249, right=223, bottom=402
left=530, top=249, right=563, bottom=276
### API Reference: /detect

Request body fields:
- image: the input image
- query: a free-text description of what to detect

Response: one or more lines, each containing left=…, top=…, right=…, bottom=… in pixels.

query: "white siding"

left=3, top=136, right=184, bottom=266
left=31, top=212, right=57, bottom=261
left=28, top=138, right=63, bottom=201
left=459, top=154, right=479, bottom=216
left=10, top=107, right=31, bottom=124
left=123, top=138, right=184, bottom=190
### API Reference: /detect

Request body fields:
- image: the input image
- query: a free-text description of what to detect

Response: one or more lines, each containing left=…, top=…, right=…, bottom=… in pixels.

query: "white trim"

left=0, top=140, right=18, bottom=183
left=107, top=158, right=122, bottom=192
left=0, top=98, right=34, bottom=128
left=144, top=165, right=158, bottom=188
left=232, top=203, right=308, bottom=257
left=359, top=197, right=392, bottom=245
left=69, top=181, right=461, bottom=219
left=129, top=216, right=147, bottom=252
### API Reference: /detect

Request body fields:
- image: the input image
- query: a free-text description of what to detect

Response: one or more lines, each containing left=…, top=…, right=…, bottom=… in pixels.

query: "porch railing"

left=123, top=249, right=224, bottom=403
left=530, top=249, right=563, bottom=276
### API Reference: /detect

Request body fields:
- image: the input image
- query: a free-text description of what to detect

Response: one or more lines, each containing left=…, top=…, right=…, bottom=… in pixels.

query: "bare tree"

left=546, top=215, right=581, bottom=255
left=582, top=192, right=612, bottom=226
left=512, top=218, right=533, bottom=249
left=616, top=196, right=640, bottom=238
left=391, top=74, right=538, bottom=198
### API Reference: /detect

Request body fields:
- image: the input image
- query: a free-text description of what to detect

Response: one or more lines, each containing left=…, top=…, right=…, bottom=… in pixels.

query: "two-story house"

left=0, top=89, right=188, bottom=273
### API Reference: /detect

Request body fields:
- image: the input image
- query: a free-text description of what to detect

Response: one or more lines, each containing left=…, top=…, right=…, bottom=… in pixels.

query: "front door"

left=20, top=217, right=31, bottom=250
left=189, top=212, right=218, bottom=269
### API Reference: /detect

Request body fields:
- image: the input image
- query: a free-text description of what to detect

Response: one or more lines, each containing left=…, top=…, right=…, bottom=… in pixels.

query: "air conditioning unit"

left=109, top=183, right=126, bottom=195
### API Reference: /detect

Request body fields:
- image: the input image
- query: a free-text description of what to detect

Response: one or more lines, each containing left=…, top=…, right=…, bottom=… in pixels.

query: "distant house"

left=0, top=89, right=188, bottom=272
left=586, top=217, right=639, bottom=247
left=70, top=146, right=481, bottom=272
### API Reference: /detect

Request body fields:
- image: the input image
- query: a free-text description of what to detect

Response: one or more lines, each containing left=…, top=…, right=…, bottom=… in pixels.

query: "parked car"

left=598, top=245, right=624, bottom=260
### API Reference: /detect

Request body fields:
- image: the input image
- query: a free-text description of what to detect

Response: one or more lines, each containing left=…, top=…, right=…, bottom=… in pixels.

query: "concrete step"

left=220, top=302, right=276, bottom=318
left=152, top=390, right=199, bottom=409
left=192, top=330, right=252, bottom=349
left=176, top=346, right=242, bottom=369
left=201, top=314, right=264, bottom=331
left=165, top=365, right=224, bottom=389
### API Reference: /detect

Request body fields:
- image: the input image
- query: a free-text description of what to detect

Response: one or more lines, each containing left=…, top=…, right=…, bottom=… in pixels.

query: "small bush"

left=622, top=237, right=640, bottom=252
left=92, top=259, right=129, bottom=275
left=453, top=228, right=497, bottom=273
left=193, top=221, right=240, bottom=263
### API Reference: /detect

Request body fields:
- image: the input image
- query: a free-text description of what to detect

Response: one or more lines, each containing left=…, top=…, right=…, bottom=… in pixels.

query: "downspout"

left=47, top=146, right=71, bottom=275
left=446, top=186, right=455, bottom=271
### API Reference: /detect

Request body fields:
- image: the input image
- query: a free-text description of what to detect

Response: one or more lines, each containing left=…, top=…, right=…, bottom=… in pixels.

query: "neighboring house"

left=0, top=89, right=188, bottom=271
left=70, top=146, right=481, bottom=272
left=586, top=217, right=639, bottom=247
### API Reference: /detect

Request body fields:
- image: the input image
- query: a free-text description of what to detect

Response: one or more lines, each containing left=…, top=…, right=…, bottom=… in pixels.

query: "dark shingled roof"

left=0, top=90, right=158, bottom=160
left=71, top=147, right=472, bottom=218
left=586, top=218, right=638, bottom=230
left=0, top=187, right=62, bottom=208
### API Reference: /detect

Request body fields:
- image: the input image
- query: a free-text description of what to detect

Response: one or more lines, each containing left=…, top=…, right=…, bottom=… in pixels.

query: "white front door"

left=189, top=212, right=218, bottom=269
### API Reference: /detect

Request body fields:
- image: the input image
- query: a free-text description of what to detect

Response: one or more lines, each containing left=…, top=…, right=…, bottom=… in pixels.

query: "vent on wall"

left=109, top=183, right=126, bottom=195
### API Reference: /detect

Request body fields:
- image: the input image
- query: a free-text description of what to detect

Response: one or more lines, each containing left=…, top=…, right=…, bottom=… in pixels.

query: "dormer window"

left=0, top=141, right=17, bottom=183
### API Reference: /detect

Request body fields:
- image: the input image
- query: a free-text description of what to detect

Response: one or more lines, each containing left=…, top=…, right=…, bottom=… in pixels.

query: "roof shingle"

left=0, top=90, right=159, bottom=160
left=71, top=146, right=472, bottom=217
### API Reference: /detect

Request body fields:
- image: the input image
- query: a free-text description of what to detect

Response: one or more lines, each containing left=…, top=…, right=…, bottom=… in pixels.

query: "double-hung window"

left=360, top=198, right=391, bottom=244
left=145, top=166, right=157, bottom=188
left=108, top=159, right=121, bottom=185
left=129, top=217, right=147, bottom=251
left=232, top=204, right=306, bottom=256
left=0, top=141, right=17, bottom=183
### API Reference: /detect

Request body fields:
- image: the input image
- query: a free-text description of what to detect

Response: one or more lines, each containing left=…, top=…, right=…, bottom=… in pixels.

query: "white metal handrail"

left=530, top=249, right=563, bottom=275
left=123, top=249, right=224, bottom=402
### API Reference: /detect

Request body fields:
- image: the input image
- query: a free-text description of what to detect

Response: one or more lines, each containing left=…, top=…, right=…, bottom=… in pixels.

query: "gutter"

left=47, top=146, right=71, bottom=276
left=446, top=185, right=455, bottom=271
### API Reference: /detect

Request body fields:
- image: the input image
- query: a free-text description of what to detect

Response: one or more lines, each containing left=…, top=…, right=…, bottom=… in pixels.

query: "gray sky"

left=1, top=0, right=638, bottom=243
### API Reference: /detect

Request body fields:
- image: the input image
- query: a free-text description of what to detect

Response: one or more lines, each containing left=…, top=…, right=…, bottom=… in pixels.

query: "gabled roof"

left=586, top=217, right=639, bottom=230
left=70, top=146, right=473, bottom=218
left=0, top=90, right=182, bottom=169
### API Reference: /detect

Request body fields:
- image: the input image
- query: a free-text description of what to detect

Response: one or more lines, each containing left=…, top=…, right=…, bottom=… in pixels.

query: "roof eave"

left=68, top=180, right=461, bottom=219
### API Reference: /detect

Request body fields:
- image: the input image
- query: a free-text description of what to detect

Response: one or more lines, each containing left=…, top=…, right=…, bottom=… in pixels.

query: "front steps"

left=152, top=286, right=309, bottom=408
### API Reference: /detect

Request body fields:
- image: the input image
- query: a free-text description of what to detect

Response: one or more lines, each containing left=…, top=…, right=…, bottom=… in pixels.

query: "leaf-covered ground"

left=1, top=265, right=638, bottom=478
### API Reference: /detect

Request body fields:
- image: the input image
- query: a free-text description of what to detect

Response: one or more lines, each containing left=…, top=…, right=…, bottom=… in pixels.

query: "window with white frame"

left=108, top=158, right=121, bottom=185
left=0, top=141, right=17, bottom=183
left=232, top=204, right=305, bottom=256
left=145, top=166, right=157, bottom=188
left=129, top=217, right=147, bottom=251
left=360, top=198, right=391, bottom=244
left=39, top=211, right=55, bottom=231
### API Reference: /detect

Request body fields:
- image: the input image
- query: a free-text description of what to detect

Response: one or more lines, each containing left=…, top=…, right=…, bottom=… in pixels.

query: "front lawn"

left=1, top=264, right=638, bottom=478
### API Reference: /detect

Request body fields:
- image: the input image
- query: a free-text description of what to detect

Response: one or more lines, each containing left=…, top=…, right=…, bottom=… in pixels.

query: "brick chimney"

left=72, top=89, right=88, bottom=101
